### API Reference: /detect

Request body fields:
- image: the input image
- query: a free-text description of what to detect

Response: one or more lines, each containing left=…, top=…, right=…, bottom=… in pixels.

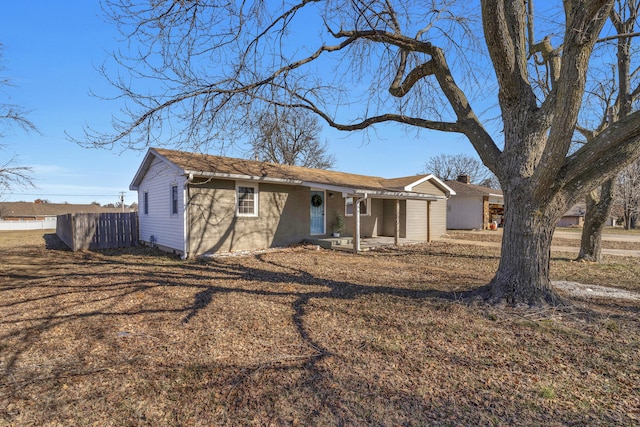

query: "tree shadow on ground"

left=2, top=241, right=635, bottom=425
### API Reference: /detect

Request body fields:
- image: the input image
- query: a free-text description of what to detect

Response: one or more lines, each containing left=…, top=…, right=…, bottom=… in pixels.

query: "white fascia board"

left=300, top=181, right=355, bottom=194
left=184, top=170, right=304, bottom=186
left=351, top=189, right=445, bottom=201
left=130, top=148, right=183, bottom=190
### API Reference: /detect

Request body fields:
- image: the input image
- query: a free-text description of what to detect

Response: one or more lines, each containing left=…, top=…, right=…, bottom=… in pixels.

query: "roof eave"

left=130, top=148, right=184, bottom=190
left=188, top=170, right=304, bottom=186
left=351, top=189, right=445, bottom=201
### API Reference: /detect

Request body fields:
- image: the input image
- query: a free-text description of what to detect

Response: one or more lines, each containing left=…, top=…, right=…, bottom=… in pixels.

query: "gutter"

left=182, top=173, right=194, bottom=260
left=184, top=170, right=304, bottom=186
left=349, top=189, right=446, bottom=201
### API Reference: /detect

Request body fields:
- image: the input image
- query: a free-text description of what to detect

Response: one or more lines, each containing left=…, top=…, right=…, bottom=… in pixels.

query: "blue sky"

left=0, top=1, right=477, bottom=206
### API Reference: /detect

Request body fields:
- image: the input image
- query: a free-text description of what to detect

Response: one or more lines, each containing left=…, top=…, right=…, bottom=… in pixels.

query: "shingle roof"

left=563, top=203, right=586, bottom=217
left=0, top=202, right=125, bottom=218
left=141, top=148, right=453, bottom=197
left=444, top=180, right=503, bottom=198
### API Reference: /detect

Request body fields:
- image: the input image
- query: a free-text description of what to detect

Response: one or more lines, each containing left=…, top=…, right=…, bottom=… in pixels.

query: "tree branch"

left=561, top=109, right=640, bottom=193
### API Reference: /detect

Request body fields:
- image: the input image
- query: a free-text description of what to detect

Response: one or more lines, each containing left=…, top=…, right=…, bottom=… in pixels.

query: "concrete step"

left=304, top=237, right=353, bottom=249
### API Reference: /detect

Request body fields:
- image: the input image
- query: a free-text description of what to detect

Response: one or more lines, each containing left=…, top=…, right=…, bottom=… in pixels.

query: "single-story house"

left=130, top=148, right=455, bottom=257
left=0, top=201, right=125, bottom=221
left=445, top=175, right=504, bottom=230
left=558, top=203, right=618, bottom=227
left=558, top=203, right=586, bottom=227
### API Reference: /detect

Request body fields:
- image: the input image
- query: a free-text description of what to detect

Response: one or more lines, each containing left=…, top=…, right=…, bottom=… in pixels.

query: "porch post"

left=395, top=199, right=400, bottom=246
left=427, top=201, right=432, bottom=243
left=353, top=197, right=361, bottom=253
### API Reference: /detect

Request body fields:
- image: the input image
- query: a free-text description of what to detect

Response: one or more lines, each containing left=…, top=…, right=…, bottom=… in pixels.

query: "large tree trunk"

left=576, top=179, right=615, bottom=262
left=488, top=192, right=564, bottom=306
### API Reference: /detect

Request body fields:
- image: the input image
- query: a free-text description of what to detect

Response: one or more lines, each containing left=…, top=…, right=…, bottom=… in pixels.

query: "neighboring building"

left=0, top=202, right=131, bottom=231
left=130, top=148, right=455, bottom=257
left=558, top=203, right=586, bottom=227
left=0, top=201, right=128, bottom=221
left=445, top=175, right=504, bottom=230
left=558, top=203, right=618, bottom=227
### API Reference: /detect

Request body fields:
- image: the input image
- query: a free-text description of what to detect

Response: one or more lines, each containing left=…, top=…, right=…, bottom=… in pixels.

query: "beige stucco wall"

left=185, top=177, right=449, bottom=255
left=382, top=199, right=407, bottom=238
left=342, top=198, right=382, bottom=238
left=187, top=179, right=311, bottom=255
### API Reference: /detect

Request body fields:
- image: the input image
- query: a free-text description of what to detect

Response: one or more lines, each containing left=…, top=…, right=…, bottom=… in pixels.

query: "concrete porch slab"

left=304, top=236, right=424, bottom=252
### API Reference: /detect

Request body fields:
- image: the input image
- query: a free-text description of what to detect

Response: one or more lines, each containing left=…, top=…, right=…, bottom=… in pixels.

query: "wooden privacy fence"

left=56, top=212, right=138, bottom=251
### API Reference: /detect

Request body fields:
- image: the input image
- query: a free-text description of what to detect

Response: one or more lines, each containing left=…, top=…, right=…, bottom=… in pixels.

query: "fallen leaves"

left=0, top=231, right=638, bottom=425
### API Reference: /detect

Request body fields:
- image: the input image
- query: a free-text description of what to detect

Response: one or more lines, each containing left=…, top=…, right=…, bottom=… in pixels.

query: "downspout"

left=427, top=200, right=432, bottom=242
left=182, top=173, right=194, bottom=260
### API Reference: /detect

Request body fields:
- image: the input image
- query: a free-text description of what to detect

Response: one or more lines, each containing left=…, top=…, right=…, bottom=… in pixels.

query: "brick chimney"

left=457, top=174, right=471, bottom=184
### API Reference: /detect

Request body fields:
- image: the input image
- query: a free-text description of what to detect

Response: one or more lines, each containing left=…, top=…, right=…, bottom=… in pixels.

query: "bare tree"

left=424, top=153, right=499, bottom=188
left=1, top=45, right=36, bottom=196
left=616, top=159, right=640, bottom=229
left=575, top=0, right=640, bottom=262
left=250, top=107, right=335, bottom=169
left=90, top=1, right=640, bottom=305
left=0, top=153, right=33, bottom=192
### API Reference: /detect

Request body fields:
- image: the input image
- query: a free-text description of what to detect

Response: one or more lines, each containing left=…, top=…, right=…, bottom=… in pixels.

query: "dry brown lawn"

left=1, top=230, right=639, bottom=426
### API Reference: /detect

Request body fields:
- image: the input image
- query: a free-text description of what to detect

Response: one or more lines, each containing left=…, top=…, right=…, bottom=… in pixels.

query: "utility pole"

left=119, top=191, right=125, bottom=213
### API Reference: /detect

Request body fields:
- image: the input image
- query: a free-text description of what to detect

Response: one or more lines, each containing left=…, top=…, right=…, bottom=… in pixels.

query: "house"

left=445, top=175, right=504, bottom=230
left=0, top=201, right=127, bottom=221
left=0, top=201, right=130, bottom=231
left=129, top=148, right=455, bottom=257
left=558, top=203, right=618, bottom=227
left=558, top=203, right=586, bottom=227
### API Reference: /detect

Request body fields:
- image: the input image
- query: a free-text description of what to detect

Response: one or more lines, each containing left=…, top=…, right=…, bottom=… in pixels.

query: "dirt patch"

left=1, top=231, right=639, bottom=425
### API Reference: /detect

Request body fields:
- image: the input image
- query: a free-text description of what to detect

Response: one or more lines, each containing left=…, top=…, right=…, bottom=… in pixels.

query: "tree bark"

left=488, top=191, right=564, bottom=306
left=576, top=179, right=615, bottom=262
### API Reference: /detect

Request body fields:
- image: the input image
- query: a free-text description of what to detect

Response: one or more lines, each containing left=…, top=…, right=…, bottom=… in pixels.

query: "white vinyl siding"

left=447, top=196, right=484, bottom=230
left=137, top=157, right=186, bottom=253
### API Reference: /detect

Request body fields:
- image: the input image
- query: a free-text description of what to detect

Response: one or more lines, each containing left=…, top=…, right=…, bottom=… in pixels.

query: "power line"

left=2, top=192, right=128, bottom=197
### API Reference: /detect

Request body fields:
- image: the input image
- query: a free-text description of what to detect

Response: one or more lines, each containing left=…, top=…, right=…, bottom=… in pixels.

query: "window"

left=236, top=183, right=258, bottom=216
left=171, top=185, right=178, bottom=215
left=345, top=197, right=370, bottom=216
left=143, top=191, right=149, bottom=215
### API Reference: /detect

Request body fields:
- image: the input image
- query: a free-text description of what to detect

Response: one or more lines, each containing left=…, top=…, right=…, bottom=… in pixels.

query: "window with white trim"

left=236, top=183, right=259, bottom=217
left=345, top=197, right=370, bottom=216
left=170, top=185, right=178, bottom=215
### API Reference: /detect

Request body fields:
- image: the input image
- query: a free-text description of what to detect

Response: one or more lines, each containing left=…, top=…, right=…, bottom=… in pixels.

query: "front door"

left=310, top=190, right=325, bottom=235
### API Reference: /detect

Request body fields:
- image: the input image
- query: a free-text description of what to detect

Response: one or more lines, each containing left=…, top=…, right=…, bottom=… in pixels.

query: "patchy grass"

left=557, top=226, right=640, bottom=235
left=448, top=229, right=640, bottom=251
left=0, top=230, right=639, bottom=426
